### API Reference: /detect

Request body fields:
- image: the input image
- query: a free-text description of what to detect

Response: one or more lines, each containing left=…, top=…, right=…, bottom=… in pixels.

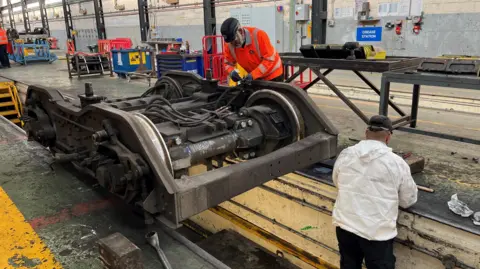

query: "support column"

left=203, top=0, right=216, bottom=36
left=311, top=0, right=327, bottom=44
left=6, top=0, right=15, bottom=29
left=93, top=0, right=107, bottom=39
left=62, top=0, right=75, bottom=48
left=138, top=0, right=149, bottom=42
left=39, top=0, right=49, bottom=36
left=21, top=0, right=31, bottom=33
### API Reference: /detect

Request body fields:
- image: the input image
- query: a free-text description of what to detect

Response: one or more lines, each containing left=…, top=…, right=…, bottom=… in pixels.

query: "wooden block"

left=404, top=155, right=425, bottom=175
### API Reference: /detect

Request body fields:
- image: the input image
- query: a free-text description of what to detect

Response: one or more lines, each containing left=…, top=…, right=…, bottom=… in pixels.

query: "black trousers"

left=336, top=227, right=396, bottom=269
left=0, top=44, right=10, bottom=68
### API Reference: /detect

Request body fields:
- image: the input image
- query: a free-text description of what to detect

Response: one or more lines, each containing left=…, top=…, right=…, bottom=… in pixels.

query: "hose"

left=143, top=96, right=232, bottom=127
left=141, top=76, right=183, bottom=98
left=145, top=231, right=174, bottom=269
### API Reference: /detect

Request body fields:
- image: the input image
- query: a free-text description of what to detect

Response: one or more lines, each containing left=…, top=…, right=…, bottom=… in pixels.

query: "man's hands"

left=230, top=70, right=253, bottom=84
left=230, top=70, right=242, bottom=82
left=244, top=74, right=253, bottom=83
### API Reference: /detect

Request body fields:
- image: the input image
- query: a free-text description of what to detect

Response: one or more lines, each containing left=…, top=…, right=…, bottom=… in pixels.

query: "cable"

left=142, top=76, right=184, bottom=98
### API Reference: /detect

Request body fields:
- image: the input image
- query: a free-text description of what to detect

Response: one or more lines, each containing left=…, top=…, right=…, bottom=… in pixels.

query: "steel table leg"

left=410, top=84, right=421, bottom=128
left=379, top=76, right=390, bottom=116
left=284, top=66, right=307, bottom=83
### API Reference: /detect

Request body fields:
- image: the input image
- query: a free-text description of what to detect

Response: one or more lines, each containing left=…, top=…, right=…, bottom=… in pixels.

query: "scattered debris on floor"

left=447, top=194, right=474, bottom=217
left=473, top=212, right=480, bottom=226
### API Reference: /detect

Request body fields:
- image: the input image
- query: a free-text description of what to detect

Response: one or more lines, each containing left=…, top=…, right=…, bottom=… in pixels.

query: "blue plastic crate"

left=156, top=54, right=204, bottom=78
left=112, top=49, right=153, bottom=74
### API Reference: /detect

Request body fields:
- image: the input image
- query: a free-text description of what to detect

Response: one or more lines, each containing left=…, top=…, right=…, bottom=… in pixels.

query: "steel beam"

left=138, top=0, right=149, bottom=42
left=410, top=84, right=420, bottom=128
left=353, top=70, right=406, bottom=116
left=311, top=0, right=327, bottom=44
left=312, top=68, right=370, bottom=124
left=0, top=8, right=3, bottom=28
left=203, top=0, right=215, bottom=36
left=62, top=0, right=75, bottom=48
left=21, top=0, right=31, bottom=33
left=176, top=132, right=336, bottom=223
left=6, top=0, right=15, bottom=29
left=93, top=0, right=106, bottom=39
left=39, top=0, right=49, bottom=35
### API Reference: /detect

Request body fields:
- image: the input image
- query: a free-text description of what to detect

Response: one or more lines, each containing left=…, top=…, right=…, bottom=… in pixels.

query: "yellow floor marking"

left=310, top=95, right=480, bottom=132
left=0, top=187, right=62, bottom=269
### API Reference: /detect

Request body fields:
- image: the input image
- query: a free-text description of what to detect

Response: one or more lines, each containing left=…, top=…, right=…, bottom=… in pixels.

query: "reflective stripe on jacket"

left=332, top=140, right=418, bottom=241
left=223, top=26, right=283, bottom=81
left=0, top=29, right=8, bottom=45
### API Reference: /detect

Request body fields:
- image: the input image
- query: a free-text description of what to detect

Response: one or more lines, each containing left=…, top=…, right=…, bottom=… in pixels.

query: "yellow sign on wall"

left=128, top=52, right=147, bottom=65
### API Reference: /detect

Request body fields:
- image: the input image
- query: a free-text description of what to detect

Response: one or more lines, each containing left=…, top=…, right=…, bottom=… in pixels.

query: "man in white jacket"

left=332, top=115, right=418, bottom=269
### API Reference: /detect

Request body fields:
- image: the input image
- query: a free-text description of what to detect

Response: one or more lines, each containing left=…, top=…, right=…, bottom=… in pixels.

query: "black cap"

left=368, top=115, right=393, bottom=132
left=221, top=17, right=240, bottom=43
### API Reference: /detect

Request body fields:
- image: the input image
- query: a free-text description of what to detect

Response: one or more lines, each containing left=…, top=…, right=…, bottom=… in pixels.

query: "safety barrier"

left=202, top=35, right=228, bottom=84
left=98, top=38, right=133, bottom=56
left=67, top=39, right=76, bottom=55
left=9, top=40, right=58, bottom=65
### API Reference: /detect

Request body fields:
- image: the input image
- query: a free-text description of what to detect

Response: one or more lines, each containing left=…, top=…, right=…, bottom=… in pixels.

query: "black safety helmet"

left=221, top=17, right=240, bottom=43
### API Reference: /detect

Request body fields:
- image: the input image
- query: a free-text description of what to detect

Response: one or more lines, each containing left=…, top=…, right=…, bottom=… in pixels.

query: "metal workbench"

left=280, top=53, right=423, bottom=124
left=379, top=68, right=480, bottom=145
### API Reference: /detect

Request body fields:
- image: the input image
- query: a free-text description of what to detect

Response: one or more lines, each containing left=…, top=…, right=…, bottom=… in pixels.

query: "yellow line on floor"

left=310, top=95, right=480, bottom=132
left=0, top=187, right=62, bottom=269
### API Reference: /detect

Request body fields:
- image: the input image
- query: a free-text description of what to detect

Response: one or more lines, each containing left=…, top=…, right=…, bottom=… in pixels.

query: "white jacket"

left=332, top=140, right=418, bottom=241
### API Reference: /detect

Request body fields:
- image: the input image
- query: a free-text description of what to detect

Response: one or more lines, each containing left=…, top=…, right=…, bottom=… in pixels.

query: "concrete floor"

left=0, top=59, right=149, bottom=98
left=0, top=59, right=479, bottom=268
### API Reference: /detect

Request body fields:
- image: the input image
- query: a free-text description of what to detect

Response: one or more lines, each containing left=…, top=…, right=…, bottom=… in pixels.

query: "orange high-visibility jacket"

left=0, top=28, right=8, bottom=45
left=223, top=26, right=283, bottom=81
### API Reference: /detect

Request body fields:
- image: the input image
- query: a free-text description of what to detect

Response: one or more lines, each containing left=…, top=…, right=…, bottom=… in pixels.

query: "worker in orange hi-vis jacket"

left=221, top=17, right=284, bottom=84
left=0, top=26, right=11, bottom=68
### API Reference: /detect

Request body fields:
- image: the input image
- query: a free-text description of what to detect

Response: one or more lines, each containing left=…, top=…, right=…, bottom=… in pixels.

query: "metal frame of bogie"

left=281, top=54, right=422, bottom=125
left=66, top=53, right=113, bottom=79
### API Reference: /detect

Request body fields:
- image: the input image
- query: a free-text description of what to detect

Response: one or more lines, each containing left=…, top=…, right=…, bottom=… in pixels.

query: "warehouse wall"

left=2, top=0, right=480, bottom=56
left=326, top=0, right=480, bottom=56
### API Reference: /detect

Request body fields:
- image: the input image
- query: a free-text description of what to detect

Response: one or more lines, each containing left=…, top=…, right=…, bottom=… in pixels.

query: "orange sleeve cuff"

left=225, top=65, right=235, bottom=74
left=251, top=70, right=262, bottom=80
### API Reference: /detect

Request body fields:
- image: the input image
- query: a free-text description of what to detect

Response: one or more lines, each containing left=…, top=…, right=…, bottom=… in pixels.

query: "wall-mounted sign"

left=356, top=27, right=382, bottom=42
